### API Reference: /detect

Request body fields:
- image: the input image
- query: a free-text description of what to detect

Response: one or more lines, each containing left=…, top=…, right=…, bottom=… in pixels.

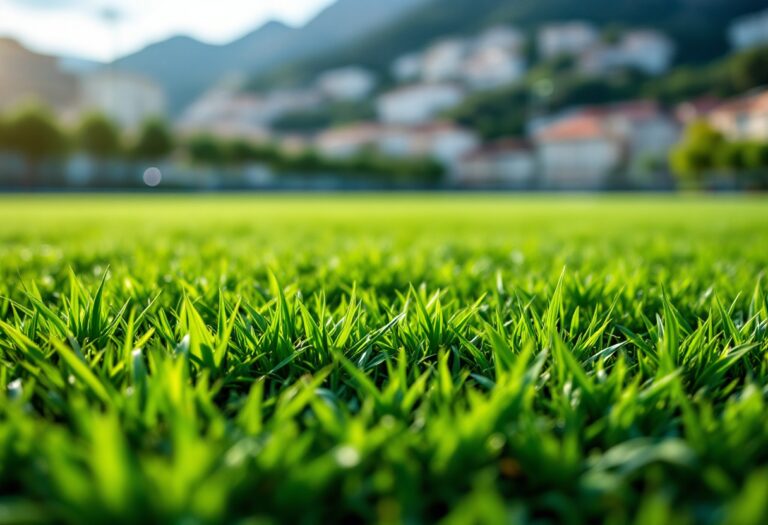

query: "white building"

left=376, top=83, right=465, bottom=126
left=475, top=26, right=525, bottom=53
left=729, top=9, right=768, bottom=51
left=707, top=88, right=768, bottom=141
left=536, top=114, right=621, bottom=189
left=378, top=122, right=479, bottom=169
left=538, top=22, right=599, bottom=59
left=314, top=121, right=478, bottom=171
left=457, top=139, right=536, bottom=187
left=422, top=39, right=469, bottom=82
left=534, top=101, right=679, bottom=189
left=79, top=70, right=165, bottom=130
left=178, top=90, right=272, bottom=140
left=580, top=30, right=674, bottom=76
left=391, top=53, right=423, bottom=83
left=462, top=47, right=526, bottom=90
left=316, top=67, right=377, bottom=102
left=315, top=123, right=382, bottom=158
left=179, top=87, right=322, bottom=140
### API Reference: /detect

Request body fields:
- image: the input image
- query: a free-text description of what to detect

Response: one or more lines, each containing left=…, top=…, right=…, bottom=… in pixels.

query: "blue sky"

left=0, top=0, right=335, bottom=61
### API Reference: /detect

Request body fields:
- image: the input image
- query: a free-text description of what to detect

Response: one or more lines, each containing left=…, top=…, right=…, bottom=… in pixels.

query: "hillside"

left=114, top=0, right=428, bottom=114
left=249, top=0, right=767, bottom=89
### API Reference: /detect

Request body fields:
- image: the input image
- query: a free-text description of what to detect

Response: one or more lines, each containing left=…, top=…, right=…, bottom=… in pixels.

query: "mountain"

left=114, top=0, right=429, bottom=114
left=250, top=0, right=768, bottom=89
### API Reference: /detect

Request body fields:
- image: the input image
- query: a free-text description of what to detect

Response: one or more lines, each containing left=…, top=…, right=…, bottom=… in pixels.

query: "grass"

left=0, top=194, right=767, bottom=525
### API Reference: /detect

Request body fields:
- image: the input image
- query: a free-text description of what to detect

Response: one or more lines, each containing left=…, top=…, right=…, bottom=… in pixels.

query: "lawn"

left=0, top=194, right=767, bottom=524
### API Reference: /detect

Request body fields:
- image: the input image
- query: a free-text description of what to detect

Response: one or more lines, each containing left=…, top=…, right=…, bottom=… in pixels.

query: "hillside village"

left=174, top=9, right=768, bottom=189
left=1, top=5, right=768, bottom=189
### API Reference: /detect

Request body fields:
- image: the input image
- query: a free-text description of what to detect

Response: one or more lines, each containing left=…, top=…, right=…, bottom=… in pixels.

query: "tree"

left=728, top=46, right=768, bottom=94
left=187, top=134, right=227, bottom=165
left=743, top=142, right=768, bottom=170
left=669, top=121, right=725, bottom=184
left=715, top=141, right=748, bottom=172
left=0, top=115, right=7, bottom=151
left=4, top=105, right=67, bottom=187
left=131, top=118, right=174, bottom=161
left=78, top=113, right=122, bottom=159
left=228, top=140, right=280, bottom=165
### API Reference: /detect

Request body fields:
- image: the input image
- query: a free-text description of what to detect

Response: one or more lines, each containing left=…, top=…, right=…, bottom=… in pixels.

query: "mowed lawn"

left=0, top=195, right=767, bottom=525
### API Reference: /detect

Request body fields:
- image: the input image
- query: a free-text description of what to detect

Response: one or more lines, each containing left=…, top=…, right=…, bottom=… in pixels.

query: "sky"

left=0, top=0, right=336, bottom=62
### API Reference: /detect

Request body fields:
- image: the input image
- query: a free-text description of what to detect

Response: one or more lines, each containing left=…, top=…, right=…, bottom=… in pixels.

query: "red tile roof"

left=536, top=114, right=608, bottom=142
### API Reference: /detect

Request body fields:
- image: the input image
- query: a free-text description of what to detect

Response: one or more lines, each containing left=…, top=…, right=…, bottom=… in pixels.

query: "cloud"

left=0, top=0, right=335, bottom=61
left=6, top=0, right=83, bottom=8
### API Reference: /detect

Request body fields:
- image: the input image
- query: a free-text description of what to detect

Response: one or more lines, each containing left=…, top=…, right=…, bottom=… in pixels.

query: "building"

left=314, top=121, right=478, bottom=171
left=579, top=30, right=675, bottom=76
left=177, top=90, right=270, bottom=140
left=729, top=8, right=768, bottom=51
left=538, top=22, right=599, bottom=59
left=378, top=122, right=479, bottom=170
left=391, top=53, right=423, bottom=83
left=475, top=26, right=525, bottom=53
left=316, top=67, right=377, bottom=102
left=376, top=84, right=465, bottom=125
left=179, top=87, right=322, bottom=140
left=0, top=38, right=78, bottom=111
left=536, top=113, right=621, bottom=189
left=457, top=139, right=536, bottom=187
left=79, top=70, right=166, bottom=130
left=315, top=123, right=383, bottom=158
left=674, top=97, right=722, bottom=125
left=422, top=39, right=469, bottom=82
left=534, top=100, right=679, bottom=189
left=707, top=88, right=768, bottom=141
left=462, top=47, right=526, bottom=90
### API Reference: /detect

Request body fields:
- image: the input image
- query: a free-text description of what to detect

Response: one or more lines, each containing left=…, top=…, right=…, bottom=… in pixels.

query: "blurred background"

left=1, top=0, right=767, bottom=191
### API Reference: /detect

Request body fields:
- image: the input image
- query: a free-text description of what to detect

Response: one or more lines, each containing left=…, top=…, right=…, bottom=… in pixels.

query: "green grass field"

left=1, top=195, right=767, bottom=525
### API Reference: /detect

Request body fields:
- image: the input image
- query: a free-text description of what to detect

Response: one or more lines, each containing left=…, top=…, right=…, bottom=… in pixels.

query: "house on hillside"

left=421, top=39, right=469, bottom=82
left=579, top=30, right=675, bottom=76
left=462, top=46, right=526, bottom=91
left=79, top=70, right=166, bottom=130
left=378, top=122, right=479, bottom=171
left=707, top=88, right=768, bottom=141
left=178, top=90, right=273, bottom=140
left=179, top=87, right=321, bottom=140
left=535, top=113, right=621, bottom=189
left=729, top=8, right=768, bottom=51
left=376, top=83, right=465, bottom=125
left=475, top=26, right=525, bottom=53
left=391, top=53, right=423, bottom=83
left=315, top=123, right=383, bottom=158
left=674, top=97, right=722, bottom=125
left=316, top=67, right=377, bottom=102
left=534, top=100, right=679, bottom=189
left=457, top=139, right=536, bottom=188
left=538, top=22, right=599, bottom=59
left=314, top=121, right=478, bottom=172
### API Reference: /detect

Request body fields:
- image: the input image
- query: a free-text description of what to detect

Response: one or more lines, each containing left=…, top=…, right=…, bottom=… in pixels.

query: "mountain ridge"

left=113, top=0, right=429, bottom=114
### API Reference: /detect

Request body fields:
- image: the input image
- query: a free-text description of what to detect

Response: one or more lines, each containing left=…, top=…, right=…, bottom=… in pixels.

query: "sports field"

left=0, top=195, right=767, bottom=524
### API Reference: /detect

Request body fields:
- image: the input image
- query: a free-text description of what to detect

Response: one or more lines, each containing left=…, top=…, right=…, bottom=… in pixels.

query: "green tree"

left=228, top=140, right=280, bottom=165
left=669, top=121, right=725, bottom=185
left=78, top=113, right=122, bottom=159
left=0, top=115, right=7, bottom=151
left=743, top=142, right=768, bottom=170
left=132, top=118, right=174, bottom=161
left=728, top=46, right=768, bottom=94
left=4, top=105, right=67, bottom=186
left=715, top=141, right=748, bottom=172
left=187, top=134, right=226, bottom=165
